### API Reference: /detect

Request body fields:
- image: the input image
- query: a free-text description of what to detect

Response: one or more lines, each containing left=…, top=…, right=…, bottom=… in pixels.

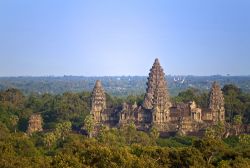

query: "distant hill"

left=0, top=75, right=250, bottom=97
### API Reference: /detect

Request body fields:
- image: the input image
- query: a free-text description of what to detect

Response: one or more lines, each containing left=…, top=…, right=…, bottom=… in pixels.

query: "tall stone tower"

left=143, top=58, right=171, bottom=124
left=209, top=81, right=225, bottom=122
left=27, top=114, right=43, bottom=134
left=91, top=80, right=106, bottom=123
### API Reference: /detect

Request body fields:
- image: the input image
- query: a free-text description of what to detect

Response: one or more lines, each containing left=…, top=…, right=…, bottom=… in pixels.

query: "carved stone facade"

left=90, top=58, right=226, bottom=135
left=91, top=80, right=106, bottom=123
left=190, top=101, right=202, bottom=122
left=143, top=58, right=171, bottom=127
left=209, top=81, right=225, bottom=122
left=27, top=114, right=43, bottom=134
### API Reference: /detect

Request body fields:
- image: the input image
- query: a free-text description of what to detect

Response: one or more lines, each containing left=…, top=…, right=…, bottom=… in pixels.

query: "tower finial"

left=154, top=58, right=160, bottom=64
left=95, top=80, right=102, bottom=87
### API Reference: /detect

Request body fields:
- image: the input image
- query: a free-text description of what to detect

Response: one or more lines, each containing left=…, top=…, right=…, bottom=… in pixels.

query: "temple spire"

left=209, top=81, right=225, bottom=122
left=91, top=80, right=106, bottom=123
left=27, top=114, right=43, bottom=134
left=154, top=58, right=160, bottom=64
left=143, top=58, right=171, bottom=123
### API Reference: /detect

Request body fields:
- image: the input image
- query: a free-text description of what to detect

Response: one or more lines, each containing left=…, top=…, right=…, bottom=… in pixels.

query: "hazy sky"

left=0, top=0, right=250, bottom=76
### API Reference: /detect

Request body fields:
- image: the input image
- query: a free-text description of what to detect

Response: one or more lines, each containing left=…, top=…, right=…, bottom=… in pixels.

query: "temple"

left=143, top=58, right=171, bottom=129
left=90, top=80, right=107, bottom=123
left=209, top=81, right=225, bottom=122
left=90, top=58, right=225, bottom=135
left=27, top=114, right=43, bottom=134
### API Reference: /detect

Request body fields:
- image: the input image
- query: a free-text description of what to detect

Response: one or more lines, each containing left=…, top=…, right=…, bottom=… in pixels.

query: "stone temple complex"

left=90, top=58, right=225, bottom=135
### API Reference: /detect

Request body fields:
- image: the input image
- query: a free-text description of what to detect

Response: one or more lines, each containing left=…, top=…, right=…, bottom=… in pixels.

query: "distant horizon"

left=1, top=74, right=250, bottom=78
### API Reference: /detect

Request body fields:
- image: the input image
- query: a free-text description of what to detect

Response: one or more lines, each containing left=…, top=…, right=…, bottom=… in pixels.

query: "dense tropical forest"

left=1, top=75, right=250, bottom=97
left=0, top=83, right=250, bottom=167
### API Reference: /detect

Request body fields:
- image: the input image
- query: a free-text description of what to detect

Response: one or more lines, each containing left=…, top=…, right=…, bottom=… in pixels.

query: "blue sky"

left=0, top=0, right=250, bottom=76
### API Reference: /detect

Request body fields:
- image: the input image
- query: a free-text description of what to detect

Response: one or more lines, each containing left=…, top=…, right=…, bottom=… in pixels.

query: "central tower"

left=143, top=58, right=171, bottom=124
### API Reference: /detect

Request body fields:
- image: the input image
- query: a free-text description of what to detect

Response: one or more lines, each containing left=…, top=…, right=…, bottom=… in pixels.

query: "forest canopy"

left=0, top=84, right=250, bottom=167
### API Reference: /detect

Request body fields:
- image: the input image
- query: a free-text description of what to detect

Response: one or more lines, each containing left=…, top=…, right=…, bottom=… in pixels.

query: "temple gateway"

left=90, top=58, right=225, bottom=135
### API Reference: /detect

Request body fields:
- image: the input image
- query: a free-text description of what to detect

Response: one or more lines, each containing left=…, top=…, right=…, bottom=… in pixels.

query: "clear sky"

left=0, top=0, right=250, bottom=76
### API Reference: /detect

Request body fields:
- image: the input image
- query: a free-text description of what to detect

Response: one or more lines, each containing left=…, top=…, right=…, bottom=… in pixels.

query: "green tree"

left=84, top=114, right=95, bottom=138
left=55, top=121, right=72, bottom=140
left=169, top=147, right=206, bottom=167
left=222, top=84, right=242, bottom=95
left=121, top=122, right=137, bottom=145
left=0, top=88, right=25, bottom=109
left=97, top=124, right=109, bottom=142
left=174, top=88, right=198, bottom=103
left=193, top=137, right=226, bottom=165
left=0, top=122, right=10, bottom=141
left=239, top=134, right=250, bottom=146
left=52, top=152, right=82, bottom=168
left=222, top=84, right=246, bottom=122
left=233, top=115, right=242, bottom=135
left=43, top=132, right=57, bottom=149
left=205, top=122, right=225, bottom=139
left=196, top=92, right=209, bottom=108
left=9, top=115, right=19, bottom=133
left=149, top=126, right=159, bottom=142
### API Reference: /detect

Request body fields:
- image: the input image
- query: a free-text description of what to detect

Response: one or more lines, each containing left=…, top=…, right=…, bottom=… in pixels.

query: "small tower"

left=143, top=58, right=171, bottom=124
left=91, top=80, right=106, bottom=123
left=189, top=101, right=202, bottom=122
left=27, top=114, right=43, bottom=134
left=132, top=102, right=137, bottom=110
left=209, top=81, right=225, bottom=122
